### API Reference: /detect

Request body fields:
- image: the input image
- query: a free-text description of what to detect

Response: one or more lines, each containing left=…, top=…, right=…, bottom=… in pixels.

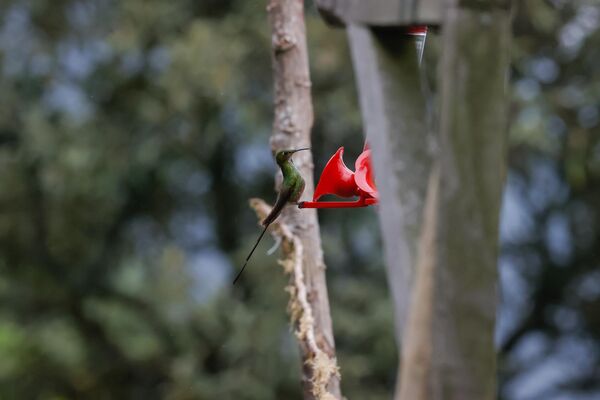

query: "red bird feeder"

left=298, top=145, right=378, bottom=209
left=298, top=26, right=427, bottom=210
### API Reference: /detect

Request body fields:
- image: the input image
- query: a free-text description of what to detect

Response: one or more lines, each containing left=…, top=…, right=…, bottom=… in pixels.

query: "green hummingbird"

left=233, top=147, right=309, bottom=284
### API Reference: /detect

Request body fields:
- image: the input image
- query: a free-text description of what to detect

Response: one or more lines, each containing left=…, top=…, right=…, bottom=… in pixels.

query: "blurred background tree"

left=0, top=1, right=597, bottom=399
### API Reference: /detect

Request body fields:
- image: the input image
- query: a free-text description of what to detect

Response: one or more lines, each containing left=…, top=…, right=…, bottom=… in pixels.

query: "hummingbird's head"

left=275, top=147, right=310, bottom=165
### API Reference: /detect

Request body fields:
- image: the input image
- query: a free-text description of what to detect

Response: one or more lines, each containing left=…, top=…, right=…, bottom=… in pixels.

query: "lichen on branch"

left=249, top=198, right=340, bottom=400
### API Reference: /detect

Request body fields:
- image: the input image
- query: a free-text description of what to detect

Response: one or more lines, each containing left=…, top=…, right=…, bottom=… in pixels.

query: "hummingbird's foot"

left=267, top=235, right=282, bottom=255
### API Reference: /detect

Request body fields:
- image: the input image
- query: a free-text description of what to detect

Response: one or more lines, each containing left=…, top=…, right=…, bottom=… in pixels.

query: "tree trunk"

left=266, top=1, right=342, bottom=399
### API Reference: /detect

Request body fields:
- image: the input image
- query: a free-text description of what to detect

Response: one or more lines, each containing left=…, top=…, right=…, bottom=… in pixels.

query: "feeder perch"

left=299, top=146, right=378, bottom=209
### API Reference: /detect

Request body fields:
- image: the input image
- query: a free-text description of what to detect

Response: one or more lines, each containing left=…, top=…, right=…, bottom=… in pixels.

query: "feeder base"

left=298, top=198, right=377, bottom=209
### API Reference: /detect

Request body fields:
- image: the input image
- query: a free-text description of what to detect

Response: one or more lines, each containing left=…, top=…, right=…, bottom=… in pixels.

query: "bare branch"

left=265, top=1, right=342, bottom=398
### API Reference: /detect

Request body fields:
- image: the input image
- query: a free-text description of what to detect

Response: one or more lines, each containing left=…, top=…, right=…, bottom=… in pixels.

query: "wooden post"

left=266, top=1, right=342, bottom=399
left=347, top=24, right=433, bottom=398
left=347, top=0, right=512, bottom=398
left=431, top=1, right=511, bottom=398
left=315, top=0, right=442, bottom=26
left=398, top=165, right=440, bottom=400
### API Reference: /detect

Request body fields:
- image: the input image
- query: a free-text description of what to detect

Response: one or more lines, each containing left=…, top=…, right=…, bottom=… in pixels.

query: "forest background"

left=0, top=1, right=599, bottom=399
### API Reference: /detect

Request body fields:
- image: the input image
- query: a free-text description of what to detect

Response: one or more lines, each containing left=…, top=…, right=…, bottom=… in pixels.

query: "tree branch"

left=265, top=1, right=342, bottom=398
left=250, top=199, right=340, bottom=400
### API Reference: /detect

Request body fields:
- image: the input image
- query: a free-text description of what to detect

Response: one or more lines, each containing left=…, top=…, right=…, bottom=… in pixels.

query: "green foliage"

left=0, top=0, right=598, bottom=399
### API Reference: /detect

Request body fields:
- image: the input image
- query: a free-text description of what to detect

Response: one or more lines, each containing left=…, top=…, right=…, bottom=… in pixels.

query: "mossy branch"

left=249, top=198, right=340, bottom=400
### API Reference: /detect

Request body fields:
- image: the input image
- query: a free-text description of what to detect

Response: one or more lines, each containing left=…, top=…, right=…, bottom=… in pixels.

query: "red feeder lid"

left=406, top=25, right=428, bottom=35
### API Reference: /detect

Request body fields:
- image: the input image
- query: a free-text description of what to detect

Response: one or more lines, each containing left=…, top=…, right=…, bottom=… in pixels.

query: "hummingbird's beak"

left=291, top=147, right=310, bottom=153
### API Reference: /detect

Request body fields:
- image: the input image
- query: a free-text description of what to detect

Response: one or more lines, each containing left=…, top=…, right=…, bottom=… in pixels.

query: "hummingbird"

left=233, top=147, right=310, bottom=284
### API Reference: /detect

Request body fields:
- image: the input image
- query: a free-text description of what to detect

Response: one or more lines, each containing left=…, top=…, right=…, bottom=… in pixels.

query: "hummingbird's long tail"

left=233, top=224, right=270, bottom=284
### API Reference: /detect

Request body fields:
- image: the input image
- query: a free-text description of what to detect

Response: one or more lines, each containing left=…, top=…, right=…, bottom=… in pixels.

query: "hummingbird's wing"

left=262, top=185, right=293, bottom=226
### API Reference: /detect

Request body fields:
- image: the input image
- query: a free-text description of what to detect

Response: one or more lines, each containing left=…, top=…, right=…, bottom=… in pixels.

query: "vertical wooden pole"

left=398, top=165, right=440, bottom=400
left=348, top=1, right=512, bottom=398
left=431, top=1, right=512, bottom=398
left=347, top=25, right=432, bottom=399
